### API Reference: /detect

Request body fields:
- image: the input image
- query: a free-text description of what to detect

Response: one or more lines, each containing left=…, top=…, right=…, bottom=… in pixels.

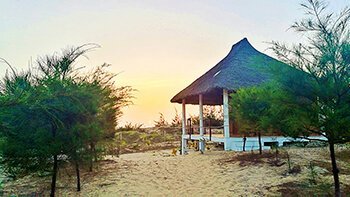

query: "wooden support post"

left=181, top=99, right=187, bottom=155
left=209, top=118, right=212, bottom=141
left=223, top=89, right=230, bottom=138
left=223, top=89, right=230, bottom=150
left=188, top=118, right=192, bottom=140
left=199, top=94, right=205, bottom=152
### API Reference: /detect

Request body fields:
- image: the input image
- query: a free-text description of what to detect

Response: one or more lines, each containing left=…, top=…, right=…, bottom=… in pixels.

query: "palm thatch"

left=170, top=38, right=288, bottom=105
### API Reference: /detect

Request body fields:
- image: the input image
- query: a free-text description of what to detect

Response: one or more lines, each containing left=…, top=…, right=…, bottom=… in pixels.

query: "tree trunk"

left=50, top=155, right=58, bottom=197
left=89, top=142, right=94, bottom=172
left=89, top=158, right=93, bottom=172
left=50, top=124, right=58, bottom=197
left=258, top=132, right=262, bottom=155
left=75, top=161, right=81, bottom=192
left=93, top=144, right=97, bottom=162
left=243, top=136, right=247, bottom=151
left=329, top=141, right=341, bottom=197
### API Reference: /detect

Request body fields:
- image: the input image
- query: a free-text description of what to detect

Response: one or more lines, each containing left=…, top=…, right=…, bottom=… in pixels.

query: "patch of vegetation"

left=223, top=150, right=287, bottom=167
left=285, top=150, right=301, bottom=175
left=277, top=181, right=336, bottom=197
left=283, top=141, right=328, bottom=148
left=299, top=147, right=350, bottom=178
left=305, top=141, right=328, bottom=148
left=114, top=128, right=181, bottom=154
left=277, top=172, right=350, bottom=197
left=336, top=148, right=350, bottom=163
left=277, top=147, right=350, bottom=196
left=117, top=122, right=145, bottom=132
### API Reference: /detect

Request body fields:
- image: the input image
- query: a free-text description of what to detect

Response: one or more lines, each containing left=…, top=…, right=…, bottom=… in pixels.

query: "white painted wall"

left=223, top=136, right=327, bottom=151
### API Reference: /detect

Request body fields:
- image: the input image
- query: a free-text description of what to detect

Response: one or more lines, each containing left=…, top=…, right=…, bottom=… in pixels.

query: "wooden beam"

left=223, top=89, right=230, bottom=138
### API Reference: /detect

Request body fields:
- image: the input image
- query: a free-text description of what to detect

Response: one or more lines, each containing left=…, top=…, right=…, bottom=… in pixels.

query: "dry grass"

left=115, top=128, right=181, bottom=154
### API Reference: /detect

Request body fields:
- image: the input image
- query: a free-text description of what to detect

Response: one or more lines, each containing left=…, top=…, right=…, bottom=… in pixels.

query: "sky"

left=1, top=0, right=349, bottom=127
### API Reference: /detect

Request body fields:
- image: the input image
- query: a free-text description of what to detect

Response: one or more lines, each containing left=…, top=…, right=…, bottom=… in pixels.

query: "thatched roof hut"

left=170, top=38, right=286, bottom=105
left=173, top=38, right=291, bottom=153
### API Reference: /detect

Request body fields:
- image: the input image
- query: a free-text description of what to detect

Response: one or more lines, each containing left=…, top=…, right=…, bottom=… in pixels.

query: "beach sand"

left=63, top=150, right=282, bottom=196
left=3, top=147, right=350, bottom=196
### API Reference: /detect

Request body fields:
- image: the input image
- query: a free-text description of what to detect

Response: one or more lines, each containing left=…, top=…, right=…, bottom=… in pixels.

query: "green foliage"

left=0, top=45, right=132, bottom=194
left=230, top=83, right=276, bottom=134
left=268, top=0, right=350, bottom=143
left=308, top=161, right=319, bottom=185
left=0, top=158, right=3, bottom=193
left=267, top=0, right=350, bottom=195
left=228, top=1, right=349, bottom=194
left=305, top=141, right=328, bottom=148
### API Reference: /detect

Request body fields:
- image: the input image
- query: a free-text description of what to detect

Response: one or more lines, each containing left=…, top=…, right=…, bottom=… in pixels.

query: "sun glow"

left=1, top=0, right=348, bottom=126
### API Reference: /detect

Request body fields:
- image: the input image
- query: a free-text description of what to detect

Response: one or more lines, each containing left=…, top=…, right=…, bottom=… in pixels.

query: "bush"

left=117, top=122, right=144, bottom=132
left=305, top=141, right=328, bottom=148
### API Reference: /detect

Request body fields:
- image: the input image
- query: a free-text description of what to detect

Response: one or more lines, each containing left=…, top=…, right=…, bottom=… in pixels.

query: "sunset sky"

left=1, top=0, right=348, bottom=126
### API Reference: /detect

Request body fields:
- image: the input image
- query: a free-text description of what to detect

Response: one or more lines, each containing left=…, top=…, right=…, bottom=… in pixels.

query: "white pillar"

left=223, top=89, right=230, bottom=150
left=181, top=99, right=187, bottom=155
left=199, top=94, right=205, bottom=152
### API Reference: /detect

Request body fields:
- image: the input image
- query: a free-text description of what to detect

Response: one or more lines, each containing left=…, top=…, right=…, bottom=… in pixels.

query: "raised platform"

left=183, top=134, right=225, bottom=143
left=183, top=134, right=327, bottom=151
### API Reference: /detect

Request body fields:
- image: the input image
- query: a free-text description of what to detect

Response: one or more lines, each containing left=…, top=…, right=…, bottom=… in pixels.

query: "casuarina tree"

left=0, top=46, right=132, bottom=196
left=230, top=84, right=275, bottom=154
left=268, top=0, right=350, bottom=195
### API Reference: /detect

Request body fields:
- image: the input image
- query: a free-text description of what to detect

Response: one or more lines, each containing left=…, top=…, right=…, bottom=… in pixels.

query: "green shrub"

left=305, top=141, right=328, bottom=148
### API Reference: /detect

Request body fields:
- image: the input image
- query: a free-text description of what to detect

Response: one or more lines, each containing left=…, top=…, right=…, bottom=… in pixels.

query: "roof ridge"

left=228, top=37, right=255, bottom=56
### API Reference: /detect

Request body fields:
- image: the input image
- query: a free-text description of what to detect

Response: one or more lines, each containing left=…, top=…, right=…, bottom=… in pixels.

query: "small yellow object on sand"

left=171, top=148, right=177, bottom=156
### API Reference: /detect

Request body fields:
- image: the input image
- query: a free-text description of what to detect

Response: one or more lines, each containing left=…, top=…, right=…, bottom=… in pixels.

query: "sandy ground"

left=3, top=147, right=350, bottom=196
left=62, top=150, right=281, bottom=196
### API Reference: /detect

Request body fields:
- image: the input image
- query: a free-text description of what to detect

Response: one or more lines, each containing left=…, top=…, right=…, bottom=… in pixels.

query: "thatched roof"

left=170, top=38, right=287, bottom=105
